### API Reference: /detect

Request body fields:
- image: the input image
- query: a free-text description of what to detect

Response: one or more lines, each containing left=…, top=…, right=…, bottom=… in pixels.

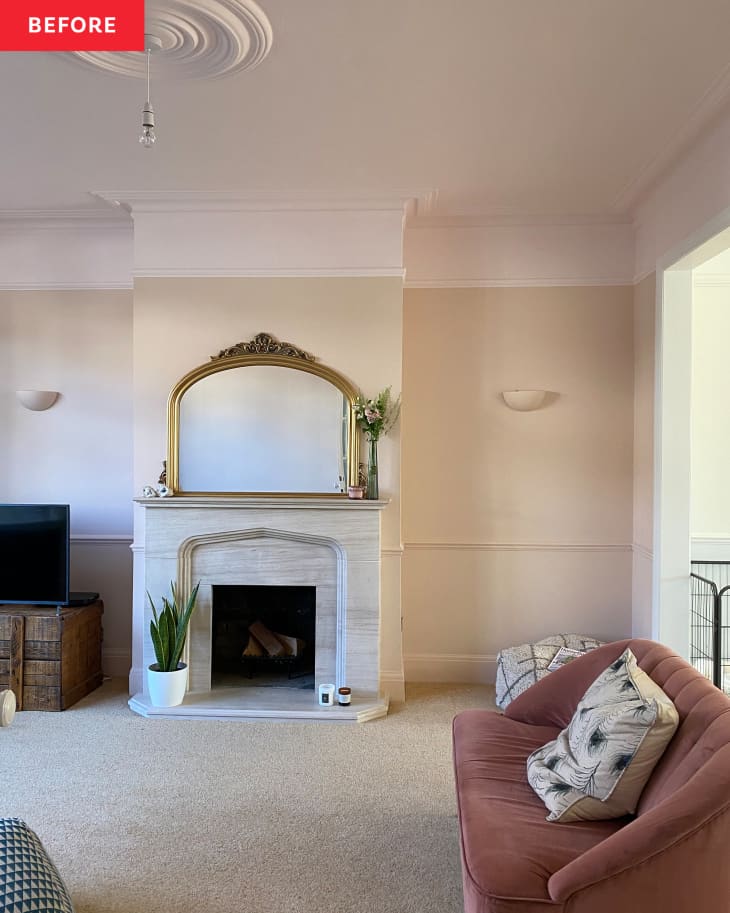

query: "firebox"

left=211, top=585, right=316, bottom=689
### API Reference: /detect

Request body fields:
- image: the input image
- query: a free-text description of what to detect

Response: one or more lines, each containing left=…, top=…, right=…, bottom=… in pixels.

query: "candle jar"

left=337, top=686, right=352, bottom=706
left=318, top=683, right=335, bottom=706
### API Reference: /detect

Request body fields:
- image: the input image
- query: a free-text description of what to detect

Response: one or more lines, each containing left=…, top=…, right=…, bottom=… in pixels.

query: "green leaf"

left=161, top=607, right=175, bottom=670
left=170, top=582, right=200, bottom=670
left=148, top=591, right=168, bottom=668
left=148, top=581, right=200, bottom=672
left=149, top=620, right=164, bottom=669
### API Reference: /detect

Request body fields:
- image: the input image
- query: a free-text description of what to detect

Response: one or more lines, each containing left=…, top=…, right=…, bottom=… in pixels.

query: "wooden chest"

left=0, top=600, right=103, bottom=711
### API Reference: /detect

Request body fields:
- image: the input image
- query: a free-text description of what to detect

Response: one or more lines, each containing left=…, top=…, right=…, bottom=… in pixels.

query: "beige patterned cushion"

left=495, top=634, right=603, bottom=710
left=527, top=648, right=679, bottom=822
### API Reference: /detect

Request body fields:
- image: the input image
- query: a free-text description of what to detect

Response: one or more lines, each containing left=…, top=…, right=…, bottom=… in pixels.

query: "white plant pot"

left=147, top=663, right=188, bottom=708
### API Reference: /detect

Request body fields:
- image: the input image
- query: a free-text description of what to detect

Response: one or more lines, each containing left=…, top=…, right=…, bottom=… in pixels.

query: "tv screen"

left=0, top=504, right=70, bottom=605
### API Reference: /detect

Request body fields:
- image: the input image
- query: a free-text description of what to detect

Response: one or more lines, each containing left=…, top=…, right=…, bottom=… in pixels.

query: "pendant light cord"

left=146, top=48, right=151, bottom=103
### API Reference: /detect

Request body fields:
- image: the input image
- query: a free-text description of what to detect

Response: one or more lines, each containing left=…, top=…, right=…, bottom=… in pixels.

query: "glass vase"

left=367, top=437, right=379, bottom=500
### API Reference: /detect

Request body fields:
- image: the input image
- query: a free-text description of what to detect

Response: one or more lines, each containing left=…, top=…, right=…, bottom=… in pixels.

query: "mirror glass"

left=178, top=365, right=349, bottom=493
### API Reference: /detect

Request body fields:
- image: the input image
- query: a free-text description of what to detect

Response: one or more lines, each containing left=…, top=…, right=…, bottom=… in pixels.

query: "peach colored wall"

left=402, top=286, right=635, bottom=681
left=0, top=279, right=654, bottom=689
left=632, top=273, right=656, bottom=638
left=132, top=277, right=405, bottom=695
left=0, top=289, right=134, bottom=674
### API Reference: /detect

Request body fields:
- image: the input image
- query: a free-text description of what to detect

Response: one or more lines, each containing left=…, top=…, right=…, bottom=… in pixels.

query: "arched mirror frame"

left=166, top=334, right=360, bottom=497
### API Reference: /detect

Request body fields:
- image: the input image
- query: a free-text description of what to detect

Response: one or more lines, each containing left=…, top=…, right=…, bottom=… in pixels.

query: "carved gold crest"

left=212, top=332, right=315, bottom=362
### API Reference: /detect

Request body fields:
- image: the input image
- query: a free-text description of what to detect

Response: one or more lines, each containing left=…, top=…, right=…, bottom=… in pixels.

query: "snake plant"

left=148, top=582, right=200, bottom=672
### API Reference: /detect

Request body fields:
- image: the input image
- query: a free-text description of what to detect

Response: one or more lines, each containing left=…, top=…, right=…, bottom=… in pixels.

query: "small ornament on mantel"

left=158, top=461, right=167, bottom=486
left=158, top=484, right=172, bottom=498
left=142, top=485, right=159, bottom=498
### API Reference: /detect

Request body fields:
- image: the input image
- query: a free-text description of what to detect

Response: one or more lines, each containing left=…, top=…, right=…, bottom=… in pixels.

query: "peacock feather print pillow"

left=527, top=648, right=679, bottom=822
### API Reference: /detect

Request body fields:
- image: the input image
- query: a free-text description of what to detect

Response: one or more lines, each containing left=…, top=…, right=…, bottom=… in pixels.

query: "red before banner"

left=0, top=0, right=144, bottom=51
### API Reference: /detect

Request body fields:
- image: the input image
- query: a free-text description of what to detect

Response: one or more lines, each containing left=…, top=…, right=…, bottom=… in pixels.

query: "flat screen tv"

left=0, top=504, right=70, bottom=605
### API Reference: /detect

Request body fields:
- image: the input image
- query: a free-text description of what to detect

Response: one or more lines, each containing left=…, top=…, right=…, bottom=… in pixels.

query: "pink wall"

left=402, top=285, right=635, bottom=681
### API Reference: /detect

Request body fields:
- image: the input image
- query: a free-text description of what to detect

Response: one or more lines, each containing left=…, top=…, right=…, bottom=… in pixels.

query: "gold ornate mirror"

left=167, top=333, right=360, bottom=497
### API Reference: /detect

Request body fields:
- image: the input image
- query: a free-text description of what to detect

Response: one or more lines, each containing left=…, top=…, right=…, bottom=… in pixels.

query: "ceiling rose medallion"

left=68, top=0, right=273, bottom=80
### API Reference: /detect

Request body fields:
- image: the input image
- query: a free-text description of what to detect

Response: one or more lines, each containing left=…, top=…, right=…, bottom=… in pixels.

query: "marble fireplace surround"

left=129, top=497, right=389, bottom=721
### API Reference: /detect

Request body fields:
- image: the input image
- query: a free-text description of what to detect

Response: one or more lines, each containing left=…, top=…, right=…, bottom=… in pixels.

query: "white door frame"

left=653, top=206, right=730, bottom=656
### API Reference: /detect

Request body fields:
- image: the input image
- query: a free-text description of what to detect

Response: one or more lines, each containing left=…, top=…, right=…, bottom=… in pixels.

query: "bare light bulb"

left=139, top=101, right=156, bottom=147
left=139, top=47, right=156, bottom=148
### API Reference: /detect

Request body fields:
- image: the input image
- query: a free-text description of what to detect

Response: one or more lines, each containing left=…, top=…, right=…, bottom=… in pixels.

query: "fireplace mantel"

left=129, top=496, right=390, bottom=721
left=134, top=496, right=390, bottom=510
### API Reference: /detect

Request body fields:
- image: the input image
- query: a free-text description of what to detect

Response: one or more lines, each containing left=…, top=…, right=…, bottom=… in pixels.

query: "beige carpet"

left=3, top=680, right=495, bottom=913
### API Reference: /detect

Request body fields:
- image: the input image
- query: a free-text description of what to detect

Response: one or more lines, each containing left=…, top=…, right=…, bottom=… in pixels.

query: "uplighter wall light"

left=16, top=390, right=59, bottom=411
left=501, top=390, right=548, bottom=412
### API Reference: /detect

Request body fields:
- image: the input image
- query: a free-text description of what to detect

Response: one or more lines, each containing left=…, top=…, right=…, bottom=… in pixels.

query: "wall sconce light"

left=16, top=390, right=59, bottom=411
left=501, top=390, right=548, bottom=412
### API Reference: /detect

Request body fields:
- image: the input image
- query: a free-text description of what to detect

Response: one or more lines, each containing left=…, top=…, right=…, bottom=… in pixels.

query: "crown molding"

left=0, top=209, right=132, bottom=232
left=404, top=217, right=634, bottom=287
left=633, top=266, right=656, bottom=285
left=613, top=62, right=730, bottom=214
left=112, top=192, right=422, bottom=274
left=0, top=211, right=133, bottom=289
left=135, top=267, right=404, bottom=279
left=92, top=189, right=438, bottom=215
left=407, top=211, right=632, bottom=229
left=404, top=276, right=632, bottom=288
left=0, top=281, right=133, bottom=291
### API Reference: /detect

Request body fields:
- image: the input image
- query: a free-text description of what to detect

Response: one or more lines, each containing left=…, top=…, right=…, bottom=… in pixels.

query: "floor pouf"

left=0, top=818, right=75, bottom=913
left=495, top=633, right=603, bottom=710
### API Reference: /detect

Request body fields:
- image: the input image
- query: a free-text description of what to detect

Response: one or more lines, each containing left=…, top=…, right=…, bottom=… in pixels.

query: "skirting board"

left=380, top=671, right=405, bottom=702
left=103, top=648, right=131, bottom=679
left=404, top=652, right=498, bottom=684
left=129, top=665, right=144, bottom=695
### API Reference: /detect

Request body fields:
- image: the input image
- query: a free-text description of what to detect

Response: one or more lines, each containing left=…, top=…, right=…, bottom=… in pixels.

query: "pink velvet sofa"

left=452, top=638, right=730, bottom=913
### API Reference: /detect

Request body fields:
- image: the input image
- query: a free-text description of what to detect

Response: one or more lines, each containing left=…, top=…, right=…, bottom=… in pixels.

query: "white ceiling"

left=2, top=0, right=730, bottom=217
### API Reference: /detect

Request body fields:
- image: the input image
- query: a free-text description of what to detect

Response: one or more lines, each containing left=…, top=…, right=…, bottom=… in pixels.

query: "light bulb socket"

left=143, top=34, right=163, bottom=53
left=142, top=102, right=155, bottom=128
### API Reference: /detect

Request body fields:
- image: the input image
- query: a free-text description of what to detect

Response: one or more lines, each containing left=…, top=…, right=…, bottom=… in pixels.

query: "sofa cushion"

left=495, top=634, right=604, bottom=710
left=0, top=818, right=74, bottom=913
left=527, top=648, right=678, bottom=822
left=453, top=710, right=626, bottom=908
